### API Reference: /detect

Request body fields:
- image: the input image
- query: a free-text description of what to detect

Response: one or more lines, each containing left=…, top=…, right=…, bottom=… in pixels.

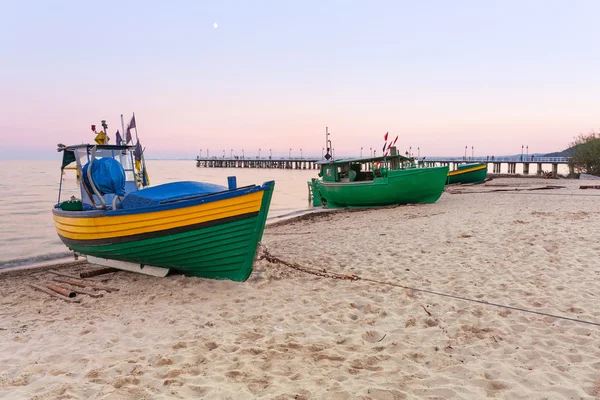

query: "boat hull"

left=314, top=166, right=448, bottom=208
left=447, top=163, right=487, bottom=184
left=53, top=182, right=274, bottom=281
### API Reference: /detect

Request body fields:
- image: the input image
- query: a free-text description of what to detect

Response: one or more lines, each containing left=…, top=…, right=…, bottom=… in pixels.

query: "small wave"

left=0, top=252, right=75, bottom=269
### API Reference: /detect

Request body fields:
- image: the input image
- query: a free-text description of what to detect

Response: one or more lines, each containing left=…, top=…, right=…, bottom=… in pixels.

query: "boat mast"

left=120, top=114, right=126, bottom=143
left=325, top=127, right=329, bottom=160
left=324, top=127, right=333, bottom=160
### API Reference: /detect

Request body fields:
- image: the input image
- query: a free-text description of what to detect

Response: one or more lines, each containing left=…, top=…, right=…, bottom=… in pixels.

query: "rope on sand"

left=257, top=244, right=600, bottom=328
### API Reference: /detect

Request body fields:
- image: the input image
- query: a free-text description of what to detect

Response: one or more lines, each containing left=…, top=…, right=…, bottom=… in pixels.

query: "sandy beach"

left=1, top=177, right=599, bottom=399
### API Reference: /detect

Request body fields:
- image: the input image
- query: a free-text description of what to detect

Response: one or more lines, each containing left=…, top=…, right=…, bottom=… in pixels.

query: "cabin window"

left=322, top=165, right=337, bottom=182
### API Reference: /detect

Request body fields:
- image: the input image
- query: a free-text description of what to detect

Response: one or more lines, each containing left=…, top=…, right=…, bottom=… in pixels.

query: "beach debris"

left=362, top=331, right=386, bottom=343
left=48, top=270, right=81, bottom=279
left=449, top=185, right=566, bottom=194
left=49, top=267, right=119, bottom=279
left=46, top=283, right=76, bottom=298
left=79, top=267, right=119, bottom=279
left=421, top=305, right=432, bottom=316
left=580, top=185, right=600, bottom=190
left=52, top=277, right=120, bottom=292
left=58, top=285, right=104, bottom=298
left=256, top=243, right=360, bottom=281
left=28, top=284, right=81, bottom=303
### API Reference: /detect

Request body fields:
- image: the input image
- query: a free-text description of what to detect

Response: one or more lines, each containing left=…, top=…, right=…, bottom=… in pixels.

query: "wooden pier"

left=423, top=156, right=573, bottom=178
left=196, top=157, right=320, bottom=170
left=195, top=154, right=574, bottom=178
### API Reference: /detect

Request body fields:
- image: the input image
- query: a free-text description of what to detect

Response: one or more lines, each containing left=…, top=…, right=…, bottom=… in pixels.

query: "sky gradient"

left=1, top=0, right=599, bottom=160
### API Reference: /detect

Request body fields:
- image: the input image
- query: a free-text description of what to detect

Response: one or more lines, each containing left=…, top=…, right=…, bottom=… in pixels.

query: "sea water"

left=0, top=160, right=317, bottom=269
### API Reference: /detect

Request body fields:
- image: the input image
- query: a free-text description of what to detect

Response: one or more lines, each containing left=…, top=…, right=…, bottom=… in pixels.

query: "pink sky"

left=1, top=1, right=598, bottom=160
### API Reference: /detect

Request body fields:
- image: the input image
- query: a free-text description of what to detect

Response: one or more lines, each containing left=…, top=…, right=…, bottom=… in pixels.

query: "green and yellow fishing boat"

left=53, top=118, right=274, bottom=281
left=309, top=132, right=448, bottom=208
left=447, top=163, right=488, bottom=185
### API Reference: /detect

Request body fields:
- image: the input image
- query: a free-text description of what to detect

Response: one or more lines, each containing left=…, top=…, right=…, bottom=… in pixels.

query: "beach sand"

left=1, top=177, right=599, bottom=399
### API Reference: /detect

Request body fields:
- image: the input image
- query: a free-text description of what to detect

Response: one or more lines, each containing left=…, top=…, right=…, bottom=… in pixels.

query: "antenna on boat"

left=120, top=114, right=126, bottom=144
left=325, top=127, right=328, bottom=158
left=324, top=127, right=333, bottom=160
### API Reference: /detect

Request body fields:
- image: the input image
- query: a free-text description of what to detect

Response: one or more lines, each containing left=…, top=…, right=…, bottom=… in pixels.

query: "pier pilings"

left=196, top=158, right=318, bottom=169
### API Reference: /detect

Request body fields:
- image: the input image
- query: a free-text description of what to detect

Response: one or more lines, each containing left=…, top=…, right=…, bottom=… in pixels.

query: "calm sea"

left=0, top=160, right=317, bottom=269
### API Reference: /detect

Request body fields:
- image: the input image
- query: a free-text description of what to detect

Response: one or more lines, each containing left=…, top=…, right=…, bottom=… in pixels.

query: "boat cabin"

left=316, top=154, right=414, bottom=183
left=57, top=144, right=144, bottom=211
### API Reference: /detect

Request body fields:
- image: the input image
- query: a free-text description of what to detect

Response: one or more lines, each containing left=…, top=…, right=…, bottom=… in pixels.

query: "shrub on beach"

left=568, top=132, right=600, bottom=177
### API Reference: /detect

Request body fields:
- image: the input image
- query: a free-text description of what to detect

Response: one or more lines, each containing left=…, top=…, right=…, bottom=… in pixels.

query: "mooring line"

left=257, top=244, right=600, bottom=328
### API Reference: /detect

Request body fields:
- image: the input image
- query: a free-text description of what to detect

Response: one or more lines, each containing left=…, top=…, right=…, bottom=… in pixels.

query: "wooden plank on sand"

left=79, top=267, right=119, bottom=279
left=28, top=284, right=81, bottom=303
left=52, top=277, right=120, bottom=292
left=65, top=286, right=103, bottom=298
left=48, top=270, right=81, bottom=279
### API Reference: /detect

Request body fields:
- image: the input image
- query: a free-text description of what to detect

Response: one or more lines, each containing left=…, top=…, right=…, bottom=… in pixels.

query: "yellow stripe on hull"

left=448, top=165, right=487, bottom=176
left=53, top=191, right=264, bottom=241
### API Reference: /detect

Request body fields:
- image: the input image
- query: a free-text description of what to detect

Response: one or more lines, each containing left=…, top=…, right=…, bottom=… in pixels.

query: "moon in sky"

left=213, top=22, right=218, bottom=29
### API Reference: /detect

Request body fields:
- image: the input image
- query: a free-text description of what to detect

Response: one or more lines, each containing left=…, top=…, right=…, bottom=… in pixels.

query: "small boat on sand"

left=53, top=118, right=274, bottom=281
left=309, top=131, right=448, bottom=208
left=447, top=163, right=488, bottom=185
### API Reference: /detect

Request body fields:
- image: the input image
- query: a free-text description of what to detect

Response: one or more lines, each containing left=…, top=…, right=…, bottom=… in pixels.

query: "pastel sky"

left=1, top=0, right=599, bottom=160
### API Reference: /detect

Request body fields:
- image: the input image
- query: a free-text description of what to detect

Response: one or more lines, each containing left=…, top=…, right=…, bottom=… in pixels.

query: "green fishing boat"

left=308, top=130, right=448, bottom=208
left=447, top=163, right=487, bottom=184
left=53, top=116, right=275, bottom=281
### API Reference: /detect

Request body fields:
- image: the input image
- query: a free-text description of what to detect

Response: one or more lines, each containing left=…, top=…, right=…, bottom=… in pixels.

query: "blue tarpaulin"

left=82, top=158, right=126, bottom=197
left=120, top=181, right=228, bottom=209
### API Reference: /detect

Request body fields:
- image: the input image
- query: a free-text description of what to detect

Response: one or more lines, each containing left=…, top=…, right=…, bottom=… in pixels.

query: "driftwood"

left=28, top=284, right=80, bottom=303
left=449, top=185, right=566, bottom=194
left=60, top=285, right=104, bottom=298
left=46, top=284, right=76, bottom=298
left=580, top=185, right=600, bottom=190
left=79, top=267, right=119, bottom=279
left=48, top=270, right=81, bottom=279
left=52, top=277, right=120, bottom=292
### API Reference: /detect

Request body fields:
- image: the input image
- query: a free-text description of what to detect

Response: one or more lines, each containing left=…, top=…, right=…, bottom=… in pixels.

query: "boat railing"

left=86, top=146, right=107, bottom=210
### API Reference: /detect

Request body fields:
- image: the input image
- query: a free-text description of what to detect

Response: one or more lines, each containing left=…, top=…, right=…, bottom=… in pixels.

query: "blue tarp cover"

left=120, top=181, right=227, bottom=209
left=82, top=158, right=126, bottom=197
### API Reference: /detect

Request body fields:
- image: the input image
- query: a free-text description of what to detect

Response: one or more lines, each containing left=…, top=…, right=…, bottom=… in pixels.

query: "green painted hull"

left=447, top=163, right=488, bottom=184
left=314, top=166, right=448, bottom=208
left=64, top=184, right=274, bottom=281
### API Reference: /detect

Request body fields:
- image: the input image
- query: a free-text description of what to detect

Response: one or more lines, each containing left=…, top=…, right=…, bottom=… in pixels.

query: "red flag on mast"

left=383, top=132, right=388, bottom=141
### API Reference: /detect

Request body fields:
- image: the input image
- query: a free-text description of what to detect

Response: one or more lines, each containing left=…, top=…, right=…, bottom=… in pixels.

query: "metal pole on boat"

left=132, top=113, right=149, bottom=186
left=325, top=126, right=332, bottom=160
left=120, top=114, right=125, bottom=143
left=133, top=112, right=140, bottom=143
left=57, top=170, right=64, bottom=206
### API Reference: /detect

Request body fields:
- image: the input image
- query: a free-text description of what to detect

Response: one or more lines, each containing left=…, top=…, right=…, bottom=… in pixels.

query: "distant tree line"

left=569, top=132, right=600, bottom=176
